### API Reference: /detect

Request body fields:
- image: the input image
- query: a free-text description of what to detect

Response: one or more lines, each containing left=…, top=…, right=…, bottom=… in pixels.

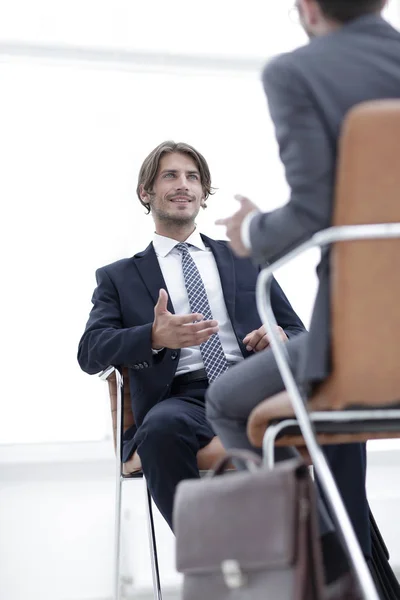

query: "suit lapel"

left=202, top=235, right=236, bottom=324
left=134, top=236, right=236, bottom=318
left=133, top=242, right=175, bottom=313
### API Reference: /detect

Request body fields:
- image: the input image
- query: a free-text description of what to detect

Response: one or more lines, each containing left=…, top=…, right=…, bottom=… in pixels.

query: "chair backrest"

left=108, top=367, right=135, bottom=449
left=318, top=100, right=400, bottom=410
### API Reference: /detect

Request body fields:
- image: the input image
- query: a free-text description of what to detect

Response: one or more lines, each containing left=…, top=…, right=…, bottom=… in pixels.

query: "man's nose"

left=176, top=174, right=189, bottom=189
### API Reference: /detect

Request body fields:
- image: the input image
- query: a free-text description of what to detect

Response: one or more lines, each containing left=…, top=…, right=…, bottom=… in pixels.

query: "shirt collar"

left=153, top=229, right=206, bottom=258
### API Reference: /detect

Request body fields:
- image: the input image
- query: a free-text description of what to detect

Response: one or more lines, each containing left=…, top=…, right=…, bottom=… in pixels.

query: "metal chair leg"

left=262, top=424, right=278, bottom=469
left=254, top=231, right=400, bottom=599
left=262, top=419, right=299, bottom=469
left=114, top=470, right=123, bottom=600
left=103, top=367, right=162, bottom=600
left=257, top=274, right=380, bottom=600
left=145, top=482, right=163, bottom=600
left=113, top=368, right=124, bottom=600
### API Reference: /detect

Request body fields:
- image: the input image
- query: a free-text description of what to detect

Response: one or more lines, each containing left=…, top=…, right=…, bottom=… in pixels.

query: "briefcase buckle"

left=221, top=559, right=247, bottom=589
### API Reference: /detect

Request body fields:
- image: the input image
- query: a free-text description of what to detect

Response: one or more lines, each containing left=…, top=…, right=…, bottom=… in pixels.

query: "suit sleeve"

left=270, top=276, right=306, bottom=338
left=250, top=53, right=335, bottom=264
left=77, top=267, right=158, bottom=375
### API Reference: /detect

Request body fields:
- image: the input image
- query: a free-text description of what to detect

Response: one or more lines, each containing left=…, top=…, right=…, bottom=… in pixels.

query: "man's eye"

left=189, top=174, right=199, bottom=180
left=163, top=173, right=174, bottom=178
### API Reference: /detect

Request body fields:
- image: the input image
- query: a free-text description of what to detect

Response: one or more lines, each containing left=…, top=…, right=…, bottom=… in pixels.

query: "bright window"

left=0, top=1, right=398, bottom=443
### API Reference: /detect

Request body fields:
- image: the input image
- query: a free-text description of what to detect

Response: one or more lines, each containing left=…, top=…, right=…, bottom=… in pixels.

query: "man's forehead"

left=159, top=152, right=199, bottom=172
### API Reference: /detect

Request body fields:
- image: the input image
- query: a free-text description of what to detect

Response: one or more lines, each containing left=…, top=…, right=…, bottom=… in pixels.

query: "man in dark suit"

left=78, top=140, right=305, bottom=530
left=206, top=0, right=400, bottom=582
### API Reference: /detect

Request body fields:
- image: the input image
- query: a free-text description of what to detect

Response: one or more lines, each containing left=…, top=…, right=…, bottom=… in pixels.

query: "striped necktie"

left=175, top=242, right=229, bottom=383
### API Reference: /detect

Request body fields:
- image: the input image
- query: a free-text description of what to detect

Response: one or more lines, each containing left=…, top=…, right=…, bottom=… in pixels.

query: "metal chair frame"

left=100, top=366, right=162, bottom=600
left=100, top=366, right=228, bottom=600
left=256, top=223, right=400, bottom=600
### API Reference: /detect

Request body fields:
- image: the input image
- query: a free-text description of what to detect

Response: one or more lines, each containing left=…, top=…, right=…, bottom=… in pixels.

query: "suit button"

left=132, top=365, right=139, bottom=370
left=143, top=361, right=149, bottom=368
left=171, top=352, right=178, bottom=360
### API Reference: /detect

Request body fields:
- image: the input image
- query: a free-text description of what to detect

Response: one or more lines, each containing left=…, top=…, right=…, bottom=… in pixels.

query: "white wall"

left=0, top=441, right=176, bottom=600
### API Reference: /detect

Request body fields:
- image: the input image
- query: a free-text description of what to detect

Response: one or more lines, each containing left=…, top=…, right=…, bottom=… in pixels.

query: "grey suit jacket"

left=250, top=14, right=400, bottom=386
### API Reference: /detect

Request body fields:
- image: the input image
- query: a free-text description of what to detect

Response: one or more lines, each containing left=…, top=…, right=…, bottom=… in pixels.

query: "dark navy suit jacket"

left=78, top=234, right=305, bottom=461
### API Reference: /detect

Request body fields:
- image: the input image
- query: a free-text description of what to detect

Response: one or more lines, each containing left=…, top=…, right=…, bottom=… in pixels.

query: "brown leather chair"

left=246, top=100, right=400, bottom=600
left=101, top=365, right=229, bottom=600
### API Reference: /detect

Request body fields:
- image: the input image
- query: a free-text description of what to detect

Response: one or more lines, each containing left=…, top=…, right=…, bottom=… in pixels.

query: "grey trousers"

left=206, top=332, right=308, bottom=458
left=205, top=332, right=334, bottom=535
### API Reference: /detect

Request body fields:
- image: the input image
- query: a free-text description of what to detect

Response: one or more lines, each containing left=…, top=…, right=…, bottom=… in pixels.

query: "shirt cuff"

left=241, top=210, right=259, bottom=250
left=151, top=347, right=165, bottom=355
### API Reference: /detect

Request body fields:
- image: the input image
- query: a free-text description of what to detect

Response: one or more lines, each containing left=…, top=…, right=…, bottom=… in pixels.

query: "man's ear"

left=201, top=198, right=207, bottom=209
left=139, top=183, right=150, bottom=203
left=299, top=0, right=320, bottom=26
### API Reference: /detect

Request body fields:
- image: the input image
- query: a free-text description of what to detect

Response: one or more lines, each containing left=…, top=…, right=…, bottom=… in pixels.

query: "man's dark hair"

left=316, top=0, right=384, bottom=23
left=136, top=140, right=215, bottom=214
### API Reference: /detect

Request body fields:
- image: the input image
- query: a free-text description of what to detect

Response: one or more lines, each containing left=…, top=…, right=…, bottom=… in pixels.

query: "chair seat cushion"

left=247, top=392, right=400, bottom=449
left=247, top=392, right=295, bottom=448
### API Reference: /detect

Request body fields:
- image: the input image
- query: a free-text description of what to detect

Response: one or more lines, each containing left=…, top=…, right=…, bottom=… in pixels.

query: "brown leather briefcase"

left=174, top=451, right=327, bottom=600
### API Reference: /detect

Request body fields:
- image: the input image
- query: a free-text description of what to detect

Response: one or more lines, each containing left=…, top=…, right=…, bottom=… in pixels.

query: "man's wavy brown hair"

left=136, top=141, right=215, bottom=213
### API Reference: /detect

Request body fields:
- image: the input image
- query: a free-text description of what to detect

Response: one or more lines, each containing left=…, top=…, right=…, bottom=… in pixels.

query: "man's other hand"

left=243, top=325, right=288, bottom=353
left=152, top=289, right=219, bottom=350
left=215, top=195, right=258, bottom=257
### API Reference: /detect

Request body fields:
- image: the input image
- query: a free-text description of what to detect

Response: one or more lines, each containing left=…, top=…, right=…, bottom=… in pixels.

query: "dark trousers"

left=135, top=377, right=370, bottom=558
left=134, top=379, right=213, bottom=529
left=321, top=443, right=371, bottom=556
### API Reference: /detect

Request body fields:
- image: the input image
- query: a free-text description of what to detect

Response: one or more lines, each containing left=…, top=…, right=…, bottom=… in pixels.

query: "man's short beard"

left=152, top=206, right=199, bottom=226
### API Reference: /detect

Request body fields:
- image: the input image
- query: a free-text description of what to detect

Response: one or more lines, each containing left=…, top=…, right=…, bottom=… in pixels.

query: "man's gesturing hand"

left=243, top=325, right=288, bottom=353
left=215, top=195, right=258, bottom=257
left=151, top=289, right=219, bottom=350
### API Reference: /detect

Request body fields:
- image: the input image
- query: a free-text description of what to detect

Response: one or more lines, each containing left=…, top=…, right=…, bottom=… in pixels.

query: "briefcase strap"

left=207, top=449, right=263, bottom=477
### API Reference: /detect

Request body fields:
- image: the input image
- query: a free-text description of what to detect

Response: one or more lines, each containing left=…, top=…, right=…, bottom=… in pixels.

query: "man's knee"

left=205, top=378, right=229, bottom=422
left=136, top=408, right=194, bottom=456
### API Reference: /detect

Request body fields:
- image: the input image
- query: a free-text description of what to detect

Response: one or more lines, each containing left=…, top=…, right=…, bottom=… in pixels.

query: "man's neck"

left=154, top=223, right=196, bottom=242
left=317, top=10, right=383, bottom=36
left=319, top=20, right=341, bottom=35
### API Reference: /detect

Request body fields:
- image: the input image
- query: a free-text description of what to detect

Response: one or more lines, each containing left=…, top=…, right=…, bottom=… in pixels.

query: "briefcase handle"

left=207, top=449, right=263, bottom=477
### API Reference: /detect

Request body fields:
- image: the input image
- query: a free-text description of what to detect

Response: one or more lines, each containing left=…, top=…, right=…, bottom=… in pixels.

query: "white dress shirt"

left=153, top=230, right=244, bottom=375
left=241, top=209, right=260, bottom=250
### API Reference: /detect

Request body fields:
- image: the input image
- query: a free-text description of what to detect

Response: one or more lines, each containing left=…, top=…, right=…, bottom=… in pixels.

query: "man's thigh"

left=207, top=331, right=309, bottom=421
left=136, top=395, right=215, bottom=450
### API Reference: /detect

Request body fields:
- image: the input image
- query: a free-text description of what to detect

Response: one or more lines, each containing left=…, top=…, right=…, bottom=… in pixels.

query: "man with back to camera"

left=77, top=140, right=306, bottom=532
left=206, top=0, right=400, bottom=594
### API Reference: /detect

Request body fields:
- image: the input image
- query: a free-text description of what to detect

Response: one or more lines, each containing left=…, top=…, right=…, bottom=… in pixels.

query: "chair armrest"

left=258, top=222, right=400, bottom=286
left=99, top=366, right=116, bottom=381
